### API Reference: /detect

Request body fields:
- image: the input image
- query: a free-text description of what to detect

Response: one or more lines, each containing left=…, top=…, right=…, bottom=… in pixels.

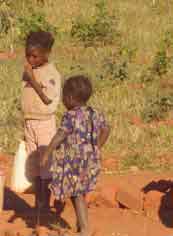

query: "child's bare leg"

left=71, top=197, right=80, bottom=232
left=34, top=176, right=42, bottom=209
left=41, top=178, right=51, bottom=211
left=71, top=195, right=89, bottom=236
left=54, top=199, right=66, bottom=216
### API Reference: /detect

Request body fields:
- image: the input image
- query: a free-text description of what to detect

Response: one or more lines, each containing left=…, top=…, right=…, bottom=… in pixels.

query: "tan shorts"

left=24, top=116, right=56, bottom=179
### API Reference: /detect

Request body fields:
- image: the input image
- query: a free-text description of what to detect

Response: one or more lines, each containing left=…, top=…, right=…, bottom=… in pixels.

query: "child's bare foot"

left=53, top=230, right=95, bottom=236
left=77, top=229, right=94, bottom=236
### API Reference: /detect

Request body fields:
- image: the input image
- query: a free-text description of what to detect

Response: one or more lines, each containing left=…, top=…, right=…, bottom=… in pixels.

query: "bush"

left=71, top=0, right=118, bottom=46
left=140, top=50, right=170, bottom=83
left=102, top=56, right=128, bottom=81
left=0, top=1, right=58, bottom=45
left=0, top=1, right=13, bottom=36
left=0, top=11, right=11, bottom=35
left=142, top=95, right=173, bottom=122
left=141, top=31, right=173, bottom=83
left=16, top=9, right=57, bottom=41
left=98, top=46, right=132, bottom=81
left=152, top=50, right=169, bottom=77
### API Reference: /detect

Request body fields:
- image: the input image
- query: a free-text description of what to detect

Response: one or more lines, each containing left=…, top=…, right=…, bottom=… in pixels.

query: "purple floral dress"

left=50, top=106, right=107, bottom=200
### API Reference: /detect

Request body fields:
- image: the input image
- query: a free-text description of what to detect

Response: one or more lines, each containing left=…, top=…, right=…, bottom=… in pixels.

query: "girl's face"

left=63, top=94, right=77, bottom=110
left=25, top=46, right=49, bottom=68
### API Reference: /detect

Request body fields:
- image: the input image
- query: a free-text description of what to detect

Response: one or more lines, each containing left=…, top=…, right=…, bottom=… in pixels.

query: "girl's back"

left=51, top=106, right=107, bottom=199
left=61, top=106, right=105, bottom=149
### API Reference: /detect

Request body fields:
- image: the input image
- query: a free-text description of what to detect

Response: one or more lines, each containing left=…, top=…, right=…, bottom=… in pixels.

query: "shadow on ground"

left=3, top=187, right=70, bottom=230
left=143, top=179, right=173, bottom=228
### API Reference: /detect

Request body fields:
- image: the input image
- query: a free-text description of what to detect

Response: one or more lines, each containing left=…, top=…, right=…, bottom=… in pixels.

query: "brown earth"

left=0, top=154, right=173, bottom=236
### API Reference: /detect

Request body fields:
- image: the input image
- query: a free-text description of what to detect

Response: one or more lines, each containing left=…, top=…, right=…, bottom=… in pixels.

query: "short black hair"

left=63, top=75, right=92, bottom=103
left=26, top=31, right=54, bottom=51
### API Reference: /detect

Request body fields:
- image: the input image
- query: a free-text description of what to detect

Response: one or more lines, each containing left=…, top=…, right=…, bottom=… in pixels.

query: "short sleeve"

left=59, top=112, right=73, bottom=134
left=41, top=70, right=61, bottom=101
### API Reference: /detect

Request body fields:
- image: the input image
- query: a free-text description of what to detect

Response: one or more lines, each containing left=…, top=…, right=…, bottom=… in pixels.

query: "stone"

left=100, top=184, right=119, bottom=208
left=143, top=190, right=164, bottom=219
left=116, top=189, right=142, bottom=211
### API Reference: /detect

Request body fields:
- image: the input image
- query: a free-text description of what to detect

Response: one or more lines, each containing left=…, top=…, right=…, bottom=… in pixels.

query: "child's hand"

left=24, top=61, right=34, bottom=79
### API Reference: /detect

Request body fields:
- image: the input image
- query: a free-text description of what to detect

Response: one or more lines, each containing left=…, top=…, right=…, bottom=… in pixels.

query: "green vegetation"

left=71, top=0, right=118, bottom=46
left=1, top=0, right=173, bottom=172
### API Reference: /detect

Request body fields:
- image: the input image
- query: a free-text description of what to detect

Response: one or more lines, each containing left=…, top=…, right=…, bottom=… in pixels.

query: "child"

left=21, top=31, right=61, bottom=211
left=41, top=75, right=110, bottom=236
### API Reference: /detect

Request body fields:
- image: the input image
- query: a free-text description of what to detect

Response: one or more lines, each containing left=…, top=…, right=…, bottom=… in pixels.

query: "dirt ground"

left=1, top=154, right=173, bottom=236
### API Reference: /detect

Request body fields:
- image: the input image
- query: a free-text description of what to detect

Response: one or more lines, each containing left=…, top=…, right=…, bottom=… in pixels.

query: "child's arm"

left=41, top=129, right=68, bottom=167
left=98, top=125, right=110, bottom=149
left=24, top=62, right=52, bottom=105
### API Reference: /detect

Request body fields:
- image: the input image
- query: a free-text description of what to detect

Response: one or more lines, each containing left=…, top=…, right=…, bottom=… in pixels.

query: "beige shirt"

left=21, top=63, right=61, bottom=120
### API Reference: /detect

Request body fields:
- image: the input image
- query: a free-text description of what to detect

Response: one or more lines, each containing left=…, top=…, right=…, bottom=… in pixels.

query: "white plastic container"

left=11, top=140, right=32, bottom=193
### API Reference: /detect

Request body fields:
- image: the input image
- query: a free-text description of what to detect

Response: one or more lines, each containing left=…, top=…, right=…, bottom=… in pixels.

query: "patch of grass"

left=0, top=60, right=23, bottom=154
left=142, top=94, right=173, bottom=122
left=1, top=0, right=173, bottom=172
left=120, top=152, right=152, bottom=170
left=71, top=0, right=118, bottom=46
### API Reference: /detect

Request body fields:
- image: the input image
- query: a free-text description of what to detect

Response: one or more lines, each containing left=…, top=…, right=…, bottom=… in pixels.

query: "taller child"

left=21, top=31, right=61, bottom=211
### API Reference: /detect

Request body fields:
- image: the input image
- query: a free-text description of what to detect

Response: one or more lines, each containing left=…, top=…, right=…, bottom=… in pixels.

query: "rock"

left=102, top=157, right=118, bottom=170
left=86, top=184, right=119, bottom=208
left=143, top=190, right=164, bottom=219
left=85, top=191, right=100, bottom=207
left=100, top=184, right=119, bottom=208
left=143, top=191, right=163, bottom=209
left=116, top=189, right=142, bottom=211
left=130, top=166, right=139, bottom=173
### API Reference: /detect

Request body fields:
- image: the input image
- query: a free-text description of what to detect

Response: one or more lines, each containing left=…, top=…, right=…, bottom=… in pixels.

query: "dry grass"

left=1, top=0, right=173, bottom=171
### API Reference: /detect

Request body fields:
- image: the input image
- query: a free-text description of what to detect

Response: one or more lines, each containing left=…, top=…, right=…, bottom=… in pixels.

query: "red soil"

left=0, top=154, right=173, bottom=236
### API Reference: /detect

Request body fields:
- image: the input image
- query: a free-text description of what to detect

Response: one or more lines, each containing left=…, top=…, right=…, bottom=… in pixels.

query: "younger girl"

left=42, top=75, right=110, bottom=236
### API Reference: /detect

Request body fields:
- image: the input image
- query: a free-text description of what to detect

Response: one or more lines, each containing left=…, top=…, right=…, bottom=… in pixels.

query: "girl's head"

left=63, top=75, right=92, bottom=110
left=25, top=31, right=54, bottom=68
